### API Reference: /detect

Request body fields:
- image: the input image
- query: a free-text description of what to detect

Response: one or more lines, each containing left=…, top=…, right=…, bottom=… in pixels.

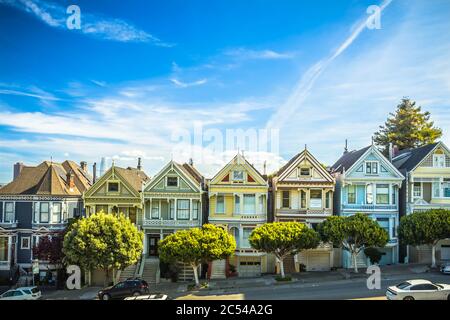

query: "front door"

left=148, top=236, right=159, bottom=257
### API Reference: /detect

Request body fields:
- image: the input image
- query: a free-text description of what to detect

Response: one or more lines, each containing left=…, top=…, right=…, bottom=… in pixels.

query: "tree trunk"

left=192, top=264, right=200, bottom=287
left=352, top=251, right=359, bottom=273
left=280, top=257, right=285, bottom=279
left=104, top=268, right=109, bottom=288
left=431, top=244, right=437, bottom=268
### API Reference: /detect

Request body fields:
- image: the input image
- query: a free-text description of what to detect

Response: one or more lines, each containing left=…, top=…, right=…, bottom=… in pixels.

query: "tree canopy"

left=158, top=224, right=236, bottom=286
left=249, top=222, right=320, bottom=278
left=318, top=213, right=388, bottom=272
left=374, top=98, right=442, bottom=155
left=63, top=212, right=144, bottom=284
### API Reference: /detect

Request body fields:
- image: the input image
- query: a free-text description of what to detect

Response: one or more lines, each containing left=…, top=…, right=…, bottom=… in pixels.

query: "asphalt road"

left=178, top=273, right=450, bottom=300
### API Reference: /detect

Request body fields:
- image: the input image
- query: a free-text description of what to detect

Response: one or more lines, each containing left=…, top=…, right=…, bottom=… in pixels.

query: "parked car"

left=386, top=279, right=450, bottom=300
left=124, top=293, right=168, bottom=300
left=440, top=263, right=450, bottom=275
left=0, top=287, right=41, bottom=300
left=98, top=279, right=149, bottom=300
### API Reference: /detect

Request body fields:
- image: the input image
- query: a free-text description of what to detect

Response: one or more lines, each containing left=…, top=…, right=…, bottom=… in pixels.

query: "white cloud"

left=225, top=48, right=295, bottom=60
left=170, top=78, right=208, bottom=88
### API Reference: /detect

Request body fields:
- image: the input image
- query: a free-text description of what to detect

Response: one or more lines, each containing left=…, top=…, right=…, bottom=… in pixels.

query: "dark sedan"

left=98, top=279, right=149, bottom=300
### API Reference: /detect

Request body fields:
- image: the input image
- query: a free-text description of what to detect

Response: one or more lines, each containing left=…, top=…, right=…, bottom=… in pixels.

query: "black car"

left=98, top=279, right=149, bottom=300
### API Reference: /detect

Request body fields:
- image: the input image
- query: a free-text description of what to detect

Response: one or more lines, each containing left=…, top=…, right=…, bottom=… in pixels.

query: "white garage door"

left=441, top=245, right=450, bottom=261
left=307, top=252, right=331, bottom=271
left=239, top=257, right=261, bottom=277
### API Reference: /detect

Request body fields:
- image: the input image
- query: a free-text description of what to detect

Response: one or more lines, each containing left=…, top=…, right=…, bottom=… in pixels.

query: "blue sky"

left=0, top=0, right=449, bottom=181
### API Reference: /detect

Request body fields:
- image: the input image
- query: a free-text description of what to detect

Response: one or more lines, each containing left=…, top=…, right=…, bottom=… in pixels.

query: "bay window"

left=242, top=228, right=253, bottom=248
left=170, top=200, right=175, bottom=219
left=52, top=203, right=62, bottom=223
left=310, top=190, right=322, bottom=208
left=177, top=200, right=190, bottom=220
left=4, top=202, right=14, bottom=223
left=0, top=237, right=8, bottom=262
left=40, top=202, right=49, bottom=223
left=234, top=195, right=240, bottom=214
left=151, top=201, right=159, bottom=219
left=282, top=191, right=290, bottom=208
left=347, top=185, right=356, bottom=204
left=376, top=184, right=389, bottom=204
left=366, top=184, right=374, bottom=204
left=444, top=179, right=450, bottom=197
left=300, top=190, right=307, bottom=208
left=192, top=201, right=199, bottom=220
left=243, top=194, right=256, bottom=214
left=216, top=196, right=225, bottom=214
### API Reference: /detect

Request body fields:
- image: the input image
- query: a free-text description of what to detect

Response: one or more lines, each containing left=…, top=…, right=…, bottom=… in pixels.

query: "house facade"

left=208, top=153, right=270, bottom=279
left=0, top=160, right=92, bottom=283
left=392, top=142, right=450, bottom=264
left=272, top=148, right=335, bottom=272
left=142, top=161, right=205, bottom=282
left=331, top=144, right=404, bottom=268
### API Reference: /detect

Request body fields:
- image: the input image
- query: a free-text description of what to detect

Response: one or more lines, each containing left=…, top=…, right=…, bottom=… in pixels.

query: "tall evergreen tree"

left=374, top=98, right=442, bottom=155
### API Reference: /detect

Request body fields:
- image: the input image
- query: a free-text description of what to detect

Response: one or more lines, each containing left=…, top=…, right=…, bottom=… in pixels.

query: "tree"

left=249, top=222, right=320, bottom=279
left=63, top=212, right=144, bottom=286
left=398, top=209, right=450, bottom=268
left=318, top=213, right=388, bottom=273
left=158, top=224, right=236, bottom=287
left=374, top=98, right=442, bottom=155
left=33, top=234, right=64, bottom=266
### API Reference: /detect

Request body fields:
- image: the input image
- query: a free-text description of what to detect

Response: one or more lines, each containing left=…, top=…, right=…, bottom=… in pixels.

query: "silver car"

left=386, top=279, right=450, bottom=300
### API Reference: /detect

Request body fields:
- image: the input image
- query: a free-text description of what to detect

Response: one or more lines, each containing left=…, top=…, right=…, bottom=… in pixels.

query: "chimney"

left=66, top=170, right=75, bottom=189
left=393, top=145, right=400, bottom=158
left=388, top=143, right=393, bottom=162
left=93, top=162, right=97, bottom=183
left=137, top=157, right=142, bottom=171
left=189, top=158, right=194, bottom=166
left=80, top=161, right=87, bottom=172
left=13, top=162, right=24, bottom=180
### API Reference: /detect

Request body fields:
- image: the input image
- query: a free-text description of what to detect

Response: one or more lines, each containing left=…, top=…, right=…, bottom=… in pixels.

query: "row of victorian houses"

left=0, top=141, right=449, bottom=285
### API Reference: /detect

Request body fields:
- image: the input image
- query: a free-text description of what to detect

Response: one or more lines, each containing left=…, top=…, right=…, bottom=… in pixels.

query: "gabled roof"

left=144, top=160, right=202, bottom=192
left=210, top=153, right=267, bottom=185
left=275, top=149, right=334, bottom=183
left=331, top=146, right=371, bottom=174
left=392, top=143, right=440, bottom=171
left=114, top=166, right=150, bottom=192
left=0, top=160, right=92, bottom=196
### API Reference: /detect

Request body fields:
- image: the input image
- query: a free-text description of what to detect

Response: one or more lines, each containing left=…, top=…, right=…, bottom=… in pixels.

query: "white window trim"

left=166, top=176, right=179, bottom=188
left=433, top=154, right=446, bottom=168
left=347, top=185, right=357, bottom=204
left=232, top=170, right=245, bottom=182
left=365, top=161, right=379, bottom=175
left=216, top=195, right=225, bottom=214
left=413, top=182, right=423, bottom=200
left=21, top=237, right=31, bottom=250
left=107, top=181, right=120, bottom=193
left=2, top=201, right=15, bottom=223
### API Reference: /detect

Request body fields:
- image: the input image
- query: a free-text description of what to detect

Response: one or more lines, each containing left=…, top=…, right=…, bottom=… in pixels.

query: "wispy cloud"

left=170, top=78, right=208, bottom=88
left=225, top=48, right=295, bottom=60
left=266, top=0, right=393, bottom=130
left=0, top=0, right=173, bottom=45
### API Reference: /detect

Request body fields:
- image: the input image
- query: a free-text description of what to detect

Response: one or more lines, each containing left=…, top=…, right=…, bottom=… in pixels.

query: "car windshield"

left=396, top=282, right=411, bottom=289
left=23, top=290, right=32, bottom=295
left=30, top=288, right=40, bottom=294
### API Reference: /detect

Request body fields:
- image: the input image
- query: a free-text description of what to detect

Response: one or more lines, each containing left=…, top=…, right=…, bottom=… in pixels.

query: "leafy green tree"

left=158, top=224, right=236, bottom=286
left=398, top=209, right=450, bottom=268
left=63, top=212, right=144, bottom=286
left=374, top=98, right=442, bottom=155
left=318, top=213, right=388, bottom=273
left=249, top=222, right=320, bottom=279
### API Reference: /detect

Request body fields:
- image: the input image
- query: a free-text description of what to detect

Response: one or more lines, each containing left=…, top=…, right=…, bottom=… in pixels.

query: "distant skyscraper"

left=100, top=157, right=107, bottom=176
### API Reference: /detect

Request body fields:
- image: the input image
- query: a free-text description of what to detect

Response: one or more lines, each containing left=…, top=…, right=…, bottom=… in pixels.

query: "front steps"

left=210, top=259, right=226, bottom=279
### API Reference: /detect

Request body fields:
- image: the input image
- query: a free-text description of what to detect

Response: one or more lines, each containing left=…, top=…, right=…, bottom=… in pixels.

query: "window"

left=234, top=195, right=240, bottom=214
left=282, top=191, right=290, bottom=208
left=413, top=182, right=422, bottom=198
left=108, top=182, right=119, bottom=192
left=95, top=205, right=108, bottom=214
left=232, top=227, right=240, bottom=247
left=52, top=203, right=62, bottom=223
left=392, top=186, right=397, bottom=205
left=310, top=190, right=322, bottom=208
left=216, top=196, right=225, bottom=214
left=167, top=177, right=178, bottom=187
left=259, top=195, right=265, bottom=214
left=169, top=200, right=175, bottom=219
left=243, top=194, right=256, bottom=214
left=20, top=237, right=30, bottom=250
left=444, top=179, right=450, bottom=198
left=4, top=202, right=14, bottom=223
left=325, top=191, right=332, bottom=209
left=242, top=228, right=253, bottom=248
left=411, top=284, right=438, bottom=291
left=376, top=184, right=389, bottom=204
left=177, top=199, right=190, bottom=220
left=192, top=201, right=199, bottom=220
left=151, top=201, right=159, bottom=219
left=300, top=190, right=306, bottom=208
left=40, top=202, right=49, bottom=223
left=0, top=237, right=9, bottom=262
left=366, top=185, right=374, bottom=204
left=300, top=168, right=310, bottom=176
left=348, top=185, right=356, bottom=204
left=366, top=161, right=378, bottom=175
left=433, top=154, right=445, bottom=168
left=377, top=218, right=390, bottom=238
left=232, top=171, right=244, bottom=182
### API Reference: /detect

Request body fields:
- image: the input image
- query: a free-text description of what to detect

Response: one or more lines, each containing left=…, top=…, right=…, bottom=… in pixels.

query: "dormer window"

left=108, top=182, right=119, bottom=192
left=167, top=176, right=178, bottom=187
left=232, top=170, right=244, bottom=182
left=300, top=168, right=310, bottom=176
left=365, top=161, right=378, bottom=175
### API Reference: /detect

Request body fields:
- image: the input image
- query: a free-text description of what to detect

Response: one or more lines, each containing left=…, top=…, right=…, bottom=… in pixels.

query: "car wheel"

left=403, top=296, right=414, bottom=301
left=132, top=291, right=140, bottom=297
left=102, top=294, right=111, bottom=301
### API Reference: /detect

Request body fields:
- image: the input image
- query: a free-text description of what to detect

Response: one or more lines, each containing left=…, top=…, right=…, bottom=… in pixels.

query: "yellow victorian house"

left=208, top=153, right=270, bottom=279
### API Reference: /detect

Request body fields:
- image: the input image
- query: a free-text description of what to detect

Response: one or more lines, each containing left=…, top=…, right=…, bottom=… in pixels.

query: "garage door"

left=441, top=245, right=450, bottom=261
left=239, top=257, right=261, bottom=277
left=307, top=252, right=330, bottom=271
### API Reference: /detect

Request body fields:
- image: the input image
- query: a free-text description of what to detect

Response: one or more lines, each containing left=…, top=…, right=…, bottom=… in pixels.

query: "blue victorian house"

left=331, top=143, right=405, bottom=268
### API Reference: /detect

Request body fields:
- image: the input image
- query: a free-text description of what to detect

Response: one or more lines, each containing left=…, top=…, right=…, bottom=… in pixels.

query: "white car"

left=124, top=293, right=168, bottom=300
left=386, top=279, right=450, bottom=300
left=0, top=286, right=41, bottom=300
left=441, top=263, right=450, bottom=275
